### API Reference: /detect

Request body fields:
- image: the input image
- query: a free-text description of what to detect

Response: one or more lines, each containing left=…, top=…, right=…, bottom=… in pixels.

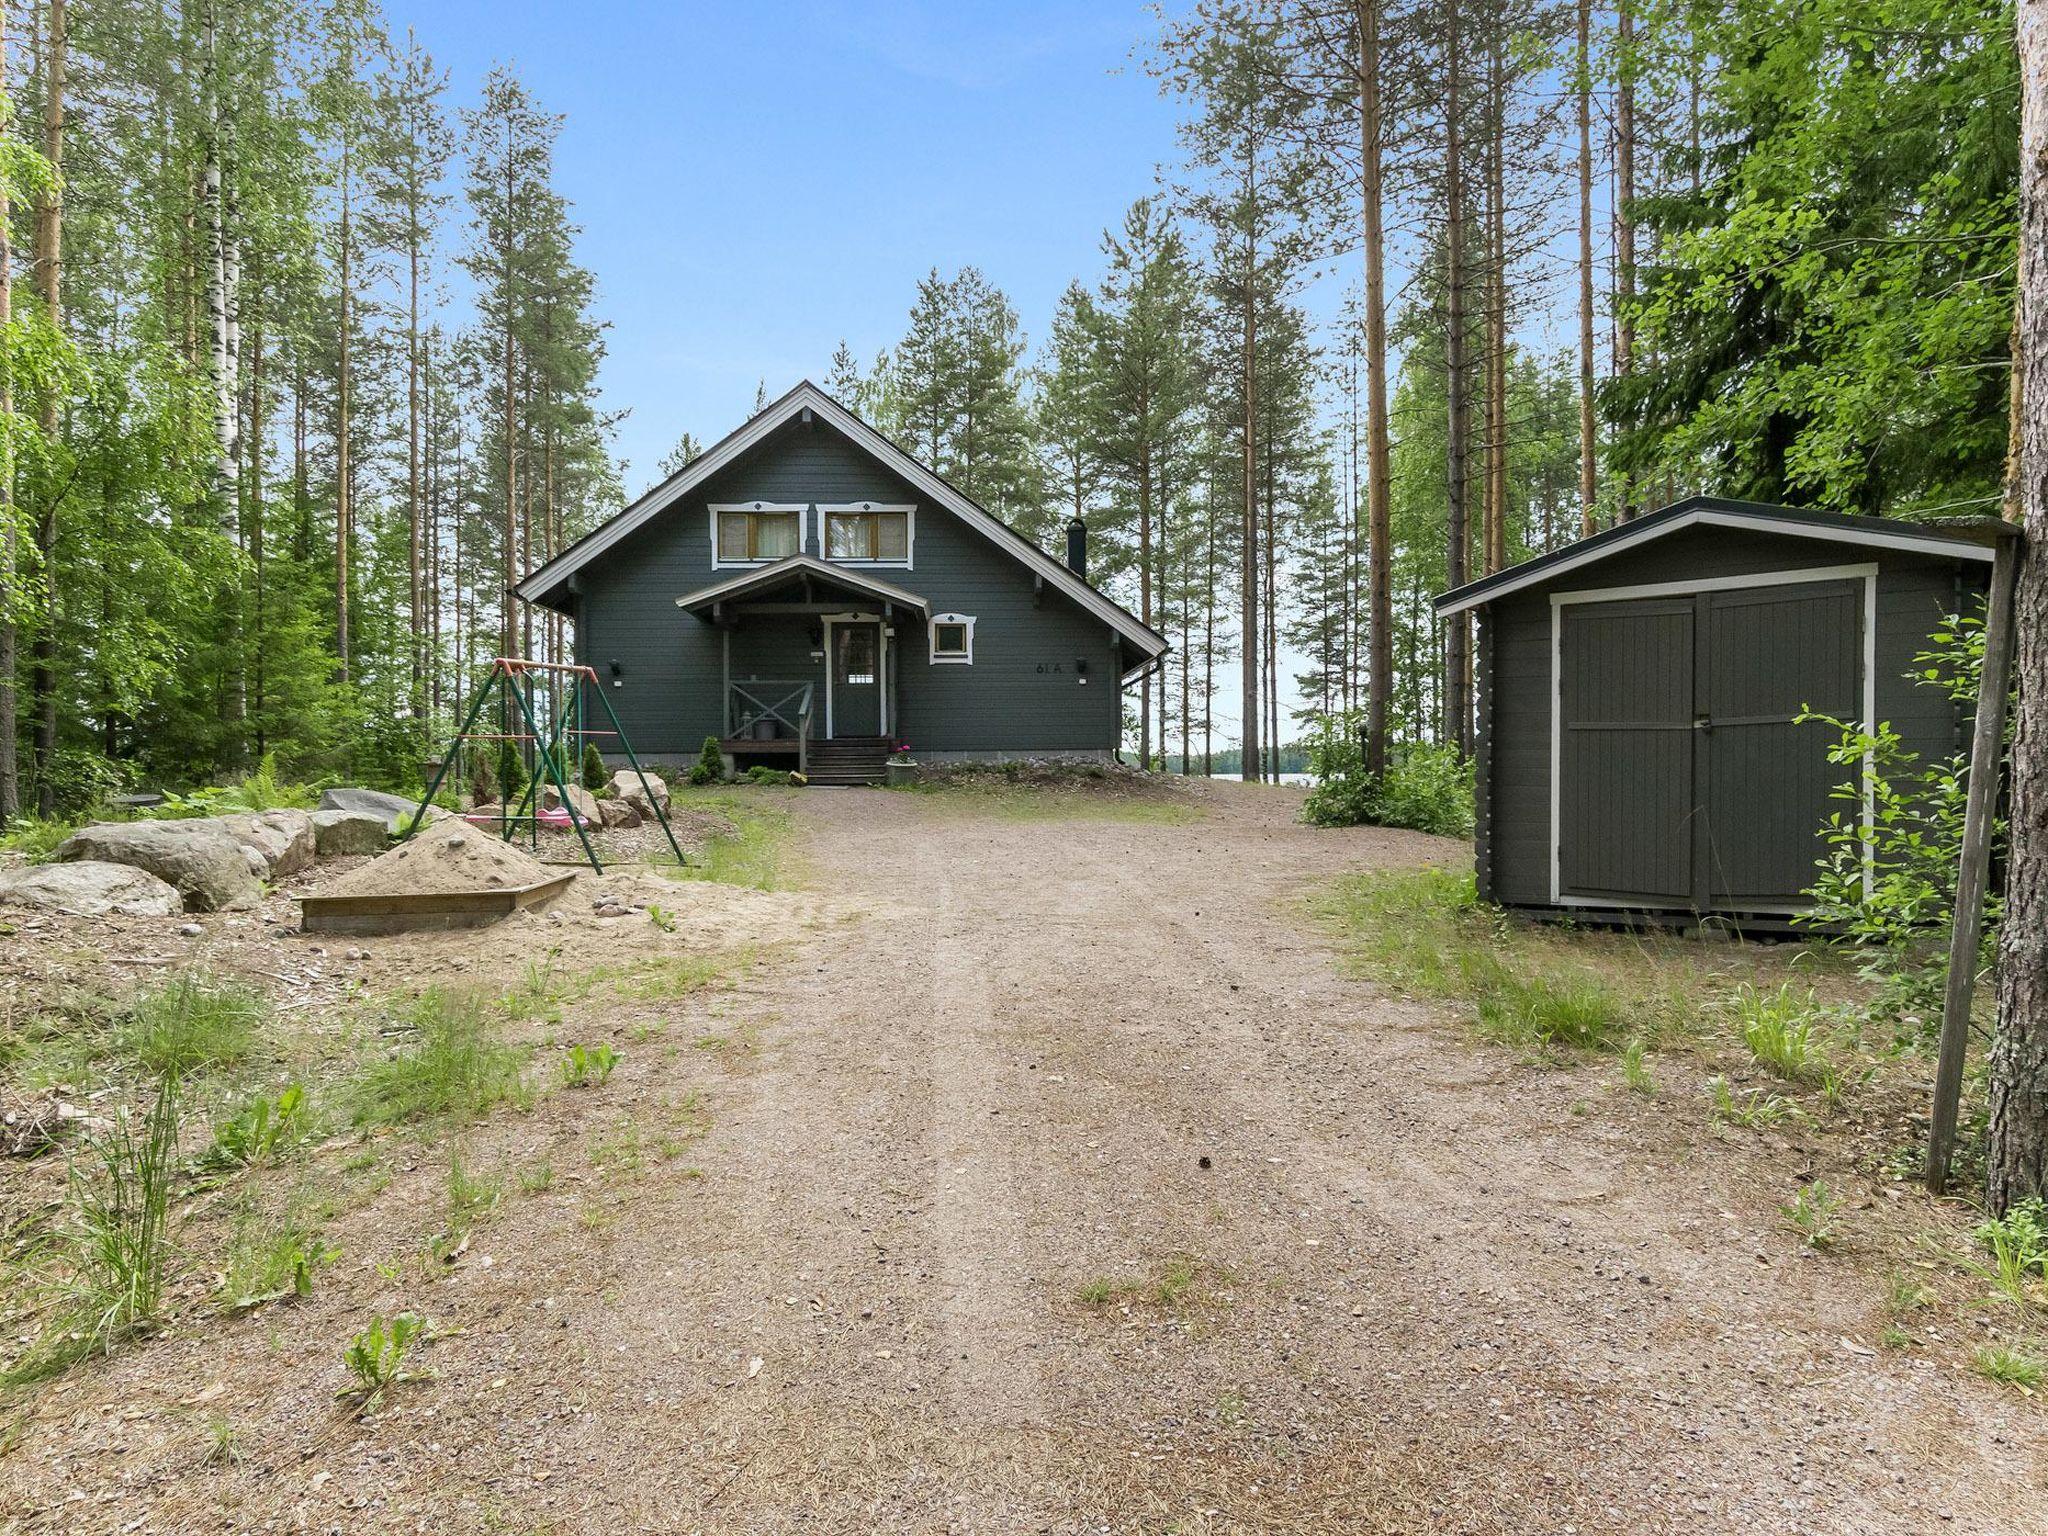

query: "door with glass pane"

left=830, top=622, right=882, bottom=737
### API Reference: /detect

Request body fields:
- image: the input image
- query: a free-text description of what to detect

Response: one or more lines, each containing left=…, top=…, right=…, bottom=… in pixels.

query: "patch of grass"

left=1075, top=1254, right=1225, bottom=1314
left=1620, top=1037, right=1656, bottom=1096
left=202, top=1413, right=241, bottom=1466
left=446, top=1152, right=505, bottom=1232
left=1885, top=1271, right=1937, bottom=1315
left=1476, top=972, right=1625, bottom=1051
left=517, top=1159, right=554, bottom=1195
left=1781, top=1180, right=1844, bottom=1249
left=560, top=1043, right=620, bottom=1088
left=0, top=814, right=81, bottom=863
left=221, top=1203, right=334, bottom=1309
left=339, top=1313, right=428, bottom=1412
left=1733, top=984, right=1840, bottom=1087
left=663, top=788, right=794, bottom=890
left=1708, top=1075, right=1798, bottom=1129
left=0, top=997, right=115, bottom=1095
left=604, top=952, right=742, bottom=1003
left=352, top=990, right=528, bottom=1128
left=1972, top=1344, right=2044, bottom=1390
left=117, top=973, right=265, bottom=1077
left=1967, top=1199, right=2048, bottom=1314
left=7, top=1076, right=181, bottom=1384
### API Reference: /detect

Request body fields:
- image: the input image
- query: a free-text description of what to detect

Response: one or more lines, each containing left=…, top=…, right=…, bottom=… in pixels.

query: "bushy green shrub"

left=743, top=765, right=795, bottom=786
left=1799, top=609, right=1997, bottom=1037
left=688, top=735, right=726, bottom=786
left=581, top=742, right=608, bottom=792
left=1299, top=713, right=1473, bottom=838
left=469, top=749, right=499, bottom=806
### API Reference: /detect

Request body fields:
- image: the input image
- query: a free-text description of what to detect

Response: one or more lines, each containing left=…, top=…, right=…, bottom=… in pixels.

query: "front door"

left=830, top=621, right=882, bottom=738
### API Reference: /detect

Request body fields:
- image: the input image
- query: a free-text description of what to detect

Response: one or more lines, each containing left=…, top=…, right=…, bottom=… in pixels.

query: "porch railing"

left=726, top=681, right=815, bottom=778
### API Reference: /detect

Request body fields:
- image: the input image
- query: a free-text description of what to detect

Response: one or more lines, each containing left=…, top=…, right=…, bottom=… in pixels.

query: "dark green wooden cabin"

left=517, top=382, right=1167, bottom=784
left=1434, top=498, right=1999, bottom=922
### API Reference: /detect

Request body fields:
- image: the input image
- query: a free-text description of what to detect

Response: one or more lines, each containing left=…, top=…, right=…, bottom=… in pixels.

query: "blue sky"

left=400, top=0, right=1189, bottom=493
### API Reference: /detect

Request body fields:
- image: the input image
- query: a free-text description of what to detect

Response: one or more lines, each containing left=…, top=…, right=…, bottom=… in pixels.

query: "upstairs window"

left=712, top=503, right=802, bottom=565
left=929, top=613, right=974, bottom=664
left=823, top=503, right=912, bottom=565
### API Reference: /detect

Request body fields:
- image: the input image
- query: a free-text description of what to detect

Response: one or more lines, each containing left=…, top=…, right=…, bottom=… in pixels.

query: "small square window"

left=929, top=613, right=974, bottom=664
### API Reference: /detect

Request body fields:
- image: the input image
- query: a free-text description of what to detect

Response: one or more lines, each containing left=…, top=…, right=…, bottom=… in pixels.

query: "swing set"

left=412, top=657, right=686, bottom=875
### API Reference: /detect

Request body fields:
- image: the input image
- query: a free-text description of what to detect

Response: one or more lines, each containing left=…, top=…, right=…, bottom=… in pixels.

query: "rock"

left=594, top=903, right=629, bottom=918
left=598, top=796, right=642, bottom=829
left=178, top=922, right=204, bottom=937
left=318, top=787, right=449, bottom=834
left=311, top=808, right=390, bottom=857
left=0, top=860, right=183, bottom=918
left=540, top=781, right=601, bottom=827
left=54, top=821, right=262, bottom=913
left=220, top=809, right=315, bottom=879
left=609, top=769, right=669, bottom=817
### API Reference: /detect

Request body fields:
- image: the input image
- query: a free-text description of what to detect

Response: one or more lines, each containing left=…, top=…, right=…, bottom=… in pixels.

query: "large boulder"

left=311, top=808, right=389, bottom=857
left=53, top=821, right=261, bottom=912
left=608, top=769, right=669, bottom=818
left=540, top=781, right=601, bottom=827
left=0, top=860, right=183, bottom=918
left=318, top=787, right=447, bottom=835
left=598, top=796, right=642, bottom=829
left=220, top=810, right=315, bottom=879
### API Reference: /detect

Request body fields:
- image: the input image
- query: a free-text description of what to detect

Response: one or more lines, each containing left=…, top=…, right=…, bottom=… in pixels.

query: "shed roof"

left=1434, top=496, right=2004, bottom=616
left=672, top=555, right=931, bottom=618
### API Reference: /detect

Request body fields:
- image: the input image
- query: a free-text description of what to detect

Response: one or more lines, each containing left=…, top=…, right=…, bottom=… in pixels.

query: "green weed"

left=118, top=974, right=265, bottom=1077
left=1476, top=971, right=1624, bottom=1051
left=1708, top=1075, right=1797, bottom=1129
left=199, top=1083, right=310, bottom=1172
left=352, top=990, right=527, bottom=1128
left=446, top=1153, right=504, bottom=1232
left=647, top=904, right=676, bottom=933
left=221, top=1207, right=334, bottom=1309
left=1968, top=1199, right=2048, bottom=1313
left=517, top=1159, right=554, bottom=1195
left=560, top=1042, right=620, bottom=1088
left=339, top=1313, right=428, bottom=1411
left=1781, top=1181, right=1844, bottom=1249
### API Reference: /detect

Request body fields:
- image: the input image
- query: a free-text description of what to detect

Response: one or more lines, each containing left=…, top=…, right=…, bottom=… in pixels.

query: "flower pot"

left=885, top=759, right=921, bottom=788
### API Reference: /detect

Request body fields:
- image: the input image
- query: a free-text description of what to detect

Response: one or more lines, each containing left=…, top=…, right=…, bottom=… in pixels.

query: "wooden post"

left=1928, top=532, right=2022, bottom=1194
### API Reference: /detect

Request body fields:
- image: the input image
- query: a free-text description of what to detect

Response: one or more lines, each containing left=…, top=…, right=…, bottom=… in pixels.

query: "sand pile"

left=324, top=816, right=553, bottom=897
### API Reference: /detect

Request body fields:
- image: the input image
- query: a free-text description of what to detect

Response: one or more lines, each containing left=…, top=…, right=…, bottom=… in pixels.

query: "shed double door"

left=1556, top=579, right=1860, bottom=911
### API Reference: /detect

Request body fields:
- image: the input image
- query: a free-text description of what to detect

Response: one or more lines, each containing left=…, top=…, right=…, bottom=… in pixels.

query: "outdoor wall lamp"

left=609, top=659, right=623, bottom=688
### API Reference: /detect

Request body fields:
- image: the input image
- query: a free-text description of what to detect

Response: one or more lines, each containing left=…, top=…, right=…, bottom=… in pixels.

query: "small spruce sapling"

left=689, top=735, right=725, bottom=786
left=497, top=740, right=525, bottom=812
left=581, top=742, right=608, bottom=792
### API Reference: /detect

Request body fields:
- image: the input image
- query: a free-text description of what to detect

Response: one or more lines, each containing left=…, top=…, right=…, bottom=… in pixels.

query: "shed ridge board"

left=1434, top=496, right=1999, bottom=616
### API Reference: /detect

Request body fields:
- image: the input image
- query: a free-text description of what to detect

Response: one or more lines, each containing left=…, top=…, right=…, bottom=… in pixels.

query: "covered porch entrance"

left=674, top=555, right=927, bottom=783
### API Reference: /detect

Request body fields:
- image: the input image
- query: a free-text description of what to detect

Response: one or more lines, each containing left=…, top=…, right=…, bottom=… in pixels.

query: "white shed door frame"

left=1547, top=561, right=1878, bottom=911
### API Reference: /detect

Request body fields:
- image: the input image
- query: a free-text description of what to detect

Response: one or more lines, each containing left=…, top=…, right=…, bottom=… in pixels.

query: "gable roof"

left=516, top=380, right=1167, bottom=659
left=1434, top=495, right=2003, bottom=616
left=672, top=555, right=931, bottom=618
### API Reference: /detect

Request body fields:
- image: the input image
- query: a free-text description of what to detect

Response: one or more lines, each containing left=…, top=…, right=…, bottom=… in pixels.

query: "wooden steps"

left=805, top=737, right=892, bottom=786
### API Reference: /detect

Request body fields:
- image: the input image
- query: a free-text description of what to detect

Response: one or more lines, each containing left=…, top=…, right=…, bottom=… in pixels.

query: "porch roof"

left=672, top=555, right=932, bottom=620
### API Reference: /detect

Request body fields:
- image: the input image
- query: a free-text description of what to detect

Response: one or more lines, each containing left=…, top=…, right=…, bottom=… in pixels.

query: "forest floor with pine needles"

left=0, top=778, right=2041, bottom=1534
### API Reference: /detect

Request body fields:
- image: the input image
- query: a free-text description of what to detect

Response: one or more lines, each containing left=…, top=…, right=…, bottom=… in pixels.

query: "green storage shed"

left=1434, top=498, right=2001, bottom=923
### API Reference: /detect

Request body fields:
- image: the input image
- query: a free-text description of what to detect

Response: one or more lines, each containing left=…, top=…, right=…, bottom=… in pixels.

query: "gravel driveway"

left=3, top=781, right=2040, bottom=1534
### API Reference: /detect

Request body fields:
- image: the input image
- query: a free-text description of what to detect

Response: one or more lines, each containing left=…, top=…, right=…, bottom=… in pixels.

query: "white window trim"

left=1547, top=562, right=1878, bottom=912
left=928, top=611, right=975, bottom=665
left=818, top=502, right=915, bottom=569
left=709, top=502, right=808, bottom=569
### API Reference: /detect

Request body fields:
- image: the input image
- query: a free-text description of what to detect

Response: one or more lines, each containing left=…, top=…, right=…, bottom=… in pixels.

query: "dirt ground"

left=3, top=780, right=2045, bottom=1533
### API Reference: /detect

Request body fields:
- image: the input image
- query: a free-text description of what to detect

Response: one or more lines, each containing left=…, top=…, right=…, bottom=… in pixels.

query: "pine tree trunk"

left=1990, top=0, right=2048, bottom=1213
left=29, top=0, right=63, bottom=818
left=1577, top=0, right=1597, bottom=535
left=408, top=156, right=424, bottom=723
left=336, top=136, right=353, bottom=680
left=1614, top=0, right=1637, bottom=520
left=1360, top=0, right=1394, bottom=777
left=1484, top=18, right=1507, bottom=576
left=1443, top=0, right=1472, bottom=755
left=1240, top=132, right=1261, bottom=786
left=0, top=3, right=16, bottom=825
